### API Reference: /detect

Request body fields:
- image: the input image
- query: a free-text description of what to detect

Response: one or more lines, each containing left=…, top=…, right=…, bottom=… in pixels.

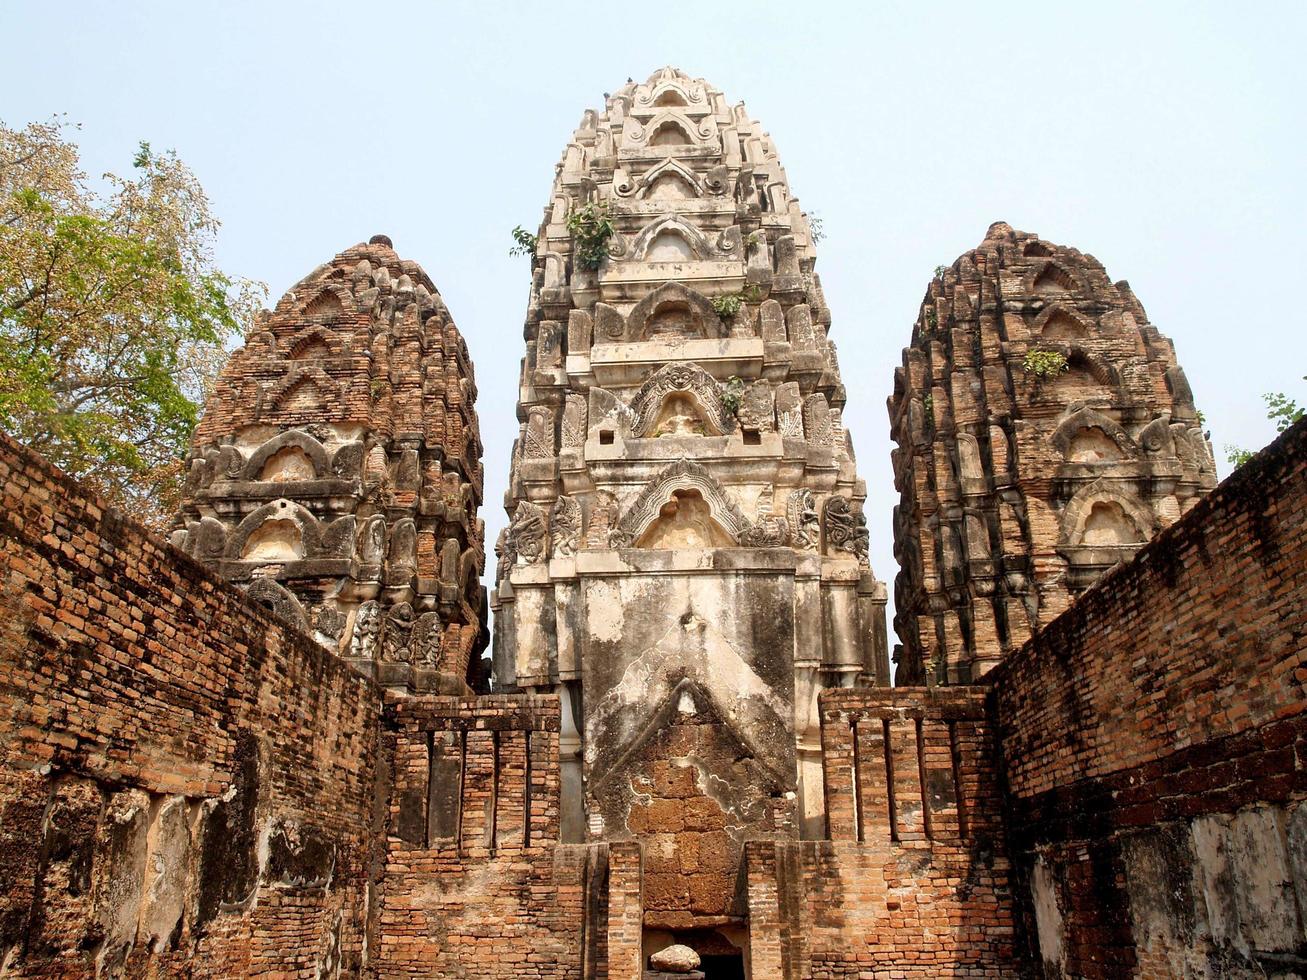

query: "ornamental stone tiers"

left=491, top=69, right=889, bottom=936
left=174, top=236, right=488, bottom=694
left=888, top=223, right=1216, bottom=685
left=8, top=65, right=1298, bottom=980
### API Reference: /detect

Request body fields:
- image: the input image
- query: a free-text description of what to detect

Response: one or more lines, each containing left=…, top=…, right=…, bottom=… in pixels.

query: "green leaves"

left=1022, top=349, right=1069, bottom=379
left=508, top=225, right=537, bottom=258
left=565, top=202, right=614, bottom=271
left=0, top=117, right=262, bottom=529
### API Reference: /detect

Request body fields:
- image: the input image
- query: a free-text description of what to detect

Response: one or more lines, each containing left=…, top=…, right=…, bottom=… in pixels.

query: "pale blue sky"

left=5, top=1, right=1304, bottom=622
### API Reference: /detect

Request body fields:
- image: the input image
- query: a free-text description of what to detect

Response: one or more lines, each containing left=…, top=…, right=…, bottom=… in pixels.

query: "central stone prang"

left=490, top=66, right=888, bottom=942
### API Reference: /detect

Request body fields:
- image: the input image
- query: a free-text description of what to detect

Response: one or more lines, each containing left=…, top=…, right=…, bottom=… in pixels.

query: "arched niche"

left=653, top=89, right=688, bottom=107
left=636, top=489, right=735, bottom=548
left=650, top=120, right=692, bottom=146
left=647, top=230, right=695, bottom=261
left=649, top=173, right=696, bottom=200
left=284, top=325, right=343, bottom=360
left=631, top=214, right=712, bottom=261
left=1039, top=310, right=1091, bottom=341
left=1080, top=501, right=1145, bottom=545
left=630, top=362, right=728, bottom=437
left=1060, top=480, right=1155, bottom=548
left=262, top=366, right=340, bottom=414
left=637, top=160, right=702, bottom=199
left=240, top=519, right=304, bottom=561
left=244, top=429, right=330, bottom=480
left=1067, top=428, right=1126, bottom=463
left=615, top=458, right=749, bottom=546
left=1042, top=351, right=1122, bottom=407
left=227, top=498, right=323, bottom=559
left=1051, top=408, right=1136, bottom=461
left=1029, top=262, right=1080, bottom=296
left=626, top=282, right=721, bottom=341
left=303, top=288, right=344, bottom=318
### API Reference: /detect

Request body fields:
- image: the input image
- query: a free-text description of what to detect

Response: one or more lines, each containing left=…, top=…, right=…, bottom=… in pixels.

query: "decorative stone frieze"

left=888, top=222, right=1217, bottom=684
left=175, top=236, right=488, bottom=693
left=491, top=67, right=889, bottom=942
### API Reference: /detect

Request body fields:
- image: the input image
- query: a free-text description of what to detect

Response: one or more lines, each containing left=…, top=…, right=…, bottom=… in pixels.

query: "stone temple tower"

left=174, top=236, right=488, bottom=694
left=888, top=223, right=1216, bottom=685
left=492, top=67, right=888, bottom=941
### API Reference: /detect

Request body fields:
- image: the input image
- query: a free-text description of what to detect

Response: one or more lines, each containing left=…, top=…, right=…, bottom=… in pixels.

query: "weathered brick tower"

left=491, top=66, right=888, bottom=953
left=3, top=71, right=1305, bottom=980
left=174, top=236, right=488, bottom=693
left=888, top=222, right=1216, bottom=684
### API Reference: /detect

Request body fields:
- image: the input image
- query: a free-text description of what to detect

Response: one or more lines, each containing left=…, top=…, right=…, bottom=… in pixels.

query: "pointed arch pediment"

left=629, top=362, right=728, bottom=437
left=626, top=281, right=721, bottom=341
left=283, top=324, right=345, bottom=359
left=1033, top=304, right=1095, bottom=341
left=616, top=458, right=749, bottom=546
left=588, top=676, right=788, bottom=798
left=244, top=429, right=330, bottom=480
left=627, top=109, right=716, bottom=147
left=1059, top=478, right=1157, bottom=547
left=631, top=213, right=712, bottom=261
left=1051, top=407, right=1137, bottom=460
left=1027, top=261, right=1083, bottom=296
left=227, top=497, right=324, bottom=560
left=301, top=284, right=347, bottom=318
left=634, top=72, right=708, bottom=113
left=636, top=159, right=703, bottom=199
left=261, top=366, right=342, bottom=413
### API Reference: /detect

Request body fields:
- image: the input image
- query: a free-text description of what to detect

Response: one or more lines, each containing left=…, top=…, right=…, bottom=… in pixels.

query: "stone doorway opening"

left=698, top=952, right=745, bottom=979
left=644, top=927, right=747, bottom=979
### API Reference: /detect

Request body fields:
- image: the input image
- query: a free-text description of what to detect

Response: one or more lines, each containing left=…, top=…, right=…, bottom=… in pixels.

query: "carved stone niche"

left=630, top=362, right=730, bottom=438
left=615, top=458, right=750, bottom=549
left=823, top=494, right=869, bottom=565
left=624, top=282, right=722, bottom=342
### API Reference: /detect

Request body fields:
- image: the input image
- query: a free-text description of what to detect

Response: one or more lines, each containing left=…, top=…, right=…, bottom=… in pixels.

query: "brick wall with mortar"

left=988, top=417, right=1307, bottom=977
left=745, top=687, right=1020, bottom=977
left=0, top=433, right=646, bottom=979
left=373, top=693, right=643, bottom=978
left=0, top=431, right=382, bottom=977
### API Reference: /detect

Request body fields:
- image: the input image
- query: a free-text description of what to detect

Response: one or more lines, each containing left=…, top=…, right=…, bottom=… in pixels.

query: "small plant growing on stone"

left=1023, top=350, right=1069, bottom=379
left=565, top=202, right=615, bottom=271
left=808, top=212, right=824, bottom=244
left=924, top=308, right=938, bottom=330
left=710, top=286, right=761, bottom=322
left=721, top=376, right=745, bottom=416
left=508, top=226, right=537, bottom=258
left=745, top=231, right=761, bottom=250
left=711, top=293, right=743, bottom=320
left=934, top=265, right=949, bottom=280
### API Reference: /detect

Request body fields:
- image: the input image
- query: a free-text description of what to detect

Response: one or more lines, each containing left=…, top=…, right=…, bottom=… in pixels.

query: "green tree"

left=0, top=118, right=262, bottom=529
left=1225, top=377, right=1305, bottom=468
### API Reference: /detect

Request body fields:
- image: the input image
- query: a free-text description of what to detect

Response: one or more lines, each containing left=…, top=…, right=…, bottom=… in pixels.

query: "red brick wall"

left=374, top=694, right=642, bottom=978
left=0, top=432, right=382, bottom=977
left=747, top=688, right=1019, bottom=977
left=988, top=418, right=1307, bottom=976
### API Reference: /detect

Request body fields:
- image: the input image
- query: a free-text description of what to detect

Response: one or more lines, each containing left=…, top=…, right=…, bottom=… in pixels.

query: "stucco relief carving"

left=824, top=494, right=869, bottom=565
left=630, top=363, right=729, bottom=437
left=787, top=489, right=820, bottom=551
left=509, top=501, right=549, bottom=565
left=551, top=496, right=582, bottom=558
left=616, top=458, right=749, bottom=546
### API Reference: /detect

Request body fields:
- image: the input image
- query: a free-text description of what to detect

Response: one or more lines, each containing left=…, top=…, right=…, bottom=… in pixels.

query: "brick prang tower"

left=491, top=66, right=889, bottom=939
left=888, top=222, right=1216, bottom=685
left=174, top=235, right=489, bottom=693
